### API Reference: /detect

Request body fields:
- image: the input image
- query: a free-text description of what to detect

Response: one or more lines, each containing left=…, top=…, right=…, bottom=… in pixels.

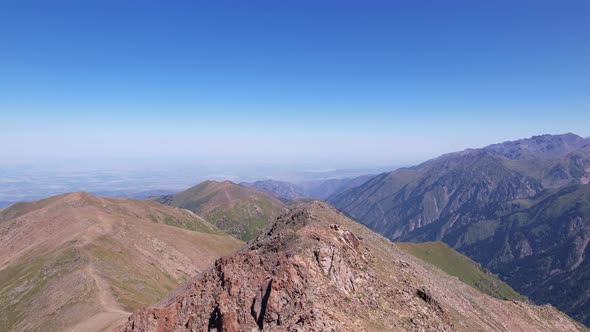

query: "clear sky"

left=1, top=0, right=589, bottom=169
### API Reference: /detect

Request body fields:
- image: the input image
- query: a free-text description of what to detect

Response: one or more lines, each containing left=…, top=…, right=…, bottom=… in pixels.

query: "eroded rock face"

left=120, top=202, right=583, bottom=332
left=121, top=205, right=355, bottom=331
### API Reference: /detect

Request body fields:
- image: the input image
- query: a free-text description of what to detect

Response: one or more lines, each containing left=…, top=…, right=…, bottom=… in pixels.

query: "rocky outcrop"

left=120, top=202, right=583, bottom=332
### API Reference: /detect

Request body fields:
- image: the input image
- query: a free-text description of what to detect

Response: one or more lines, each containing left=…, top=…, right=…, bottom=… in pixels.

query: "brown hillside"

left=0, top=192, right=243, bottom=332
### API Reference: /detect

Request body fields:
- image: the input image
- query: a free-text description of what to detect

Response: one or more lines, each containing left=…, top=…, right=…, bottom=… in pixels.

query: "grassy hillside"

left=397, top=241, right=525, bottom=301
left=156, top=180, right=288, bottom=241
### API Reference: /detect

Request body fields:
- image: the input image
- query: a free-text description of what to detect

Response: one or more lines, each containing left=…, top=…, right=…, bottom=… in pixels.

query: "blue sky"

left=1, top=0, right=589, bottom=168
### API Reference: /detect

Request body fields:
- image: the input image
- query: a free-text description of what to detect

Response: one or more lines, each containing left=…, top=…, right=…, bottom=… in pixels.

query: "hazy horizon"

left=1, top=2, right=589, bottom=202
left=1, top=131, right=587, bottom=206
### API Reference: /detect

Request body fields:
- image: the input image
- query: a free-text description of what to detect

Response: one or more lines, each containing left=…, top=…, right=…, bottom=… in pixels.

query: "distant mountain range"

left=121, top=201, right=583, bottom=331
left=240, top=179, right=305, bottom=200
left=155, top=180, right=288, bottom=241
left=329, top=133, right=590, bottom=326
left=241, top=174, right=375, bottom=201
left=0, top=192, right=242, bottom=331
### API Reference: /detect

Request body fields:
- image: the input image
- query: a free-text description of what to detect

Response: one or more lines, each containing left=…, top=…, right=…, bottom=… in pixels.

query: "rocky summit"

left=120, top=202, right=582, bottom=332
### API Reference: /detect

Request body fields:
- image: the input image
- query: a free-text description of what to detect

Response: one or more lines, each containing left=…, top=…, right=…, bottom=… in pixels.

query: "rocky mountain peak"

left=120, top=202, right=582, bottom=332
left=482, top=133, right=590, bottom=160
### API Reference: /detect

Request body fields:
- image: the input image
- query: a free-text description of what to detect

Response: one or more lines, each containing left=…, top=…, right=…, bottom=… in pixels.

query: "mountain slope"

left=396, top=241, right=524, bottom=301
left=331, top=150, right=543, bottom=239
left=328, top=133, right=590, bottom=326
left=156, top=180, right=288, bottom=241
left=120, top=202, right=583, bottom=332
left=405, top=184, right=590, bottom=325
left=0, top=192, right=243, bottom=332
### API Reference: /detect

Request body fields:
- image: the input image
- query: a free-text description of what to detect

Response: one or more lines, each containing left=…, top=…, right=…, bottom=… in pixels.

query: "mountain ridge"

left=0, top=192, right=243, bottom=332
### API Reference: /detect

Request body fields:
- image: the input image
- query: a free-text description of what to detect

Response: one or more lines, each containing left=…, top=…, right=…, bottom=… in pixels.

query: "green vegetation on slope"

left=156, top=181, right=288, bottom=241
left=397, top=241, right=525, bottom=301
left=83, top=236, right=182, bottom=310
left=0, top=247, right=88, bottom=332
left=148, top=209, right=223, bottom=235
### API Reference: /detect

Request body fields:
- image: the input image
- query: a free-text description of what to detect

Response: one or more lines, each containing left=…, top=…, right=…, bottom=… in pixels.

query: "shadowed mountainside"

left=329, top=133, right=590, bottom=326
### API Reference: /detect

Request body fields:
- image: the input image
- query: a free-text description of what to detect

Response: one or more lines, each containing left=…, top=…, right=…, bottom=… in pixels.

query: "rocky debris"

left=416, top=287, right=445, bottom=317
left=120, top=201, right=584, bottom=332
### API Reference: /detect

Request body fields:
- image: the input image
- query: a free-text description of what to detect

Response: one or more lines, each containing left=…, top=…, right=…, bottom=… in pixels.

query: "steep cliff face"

left=120, top=202, right=583, bottom=332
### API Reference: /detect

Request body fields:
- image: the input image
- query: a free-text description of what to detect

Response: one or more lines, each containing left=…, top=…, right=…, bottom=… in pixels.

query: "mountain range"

left=329, top=133, right=590, bottom=325
left=241, top=174, right=374, bottom=201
